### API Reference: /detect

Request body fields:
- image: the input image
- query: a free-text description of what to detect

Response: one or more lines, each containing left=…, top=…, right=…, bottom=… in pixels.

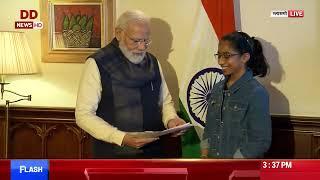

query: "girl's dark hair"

left=221, top=31, right=269, bottom=77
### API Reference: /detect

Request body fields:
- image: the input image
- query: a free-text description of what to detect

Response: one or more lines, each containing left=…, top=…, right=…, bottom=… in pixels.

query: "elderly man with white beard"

left=75, top=10, right=186, bottom=158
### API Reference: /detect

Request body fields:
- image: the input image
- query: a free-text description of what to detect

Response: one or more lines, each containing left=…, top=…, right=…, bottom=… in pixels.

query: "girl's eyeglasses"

left=214, top=52, right=241, bottom=59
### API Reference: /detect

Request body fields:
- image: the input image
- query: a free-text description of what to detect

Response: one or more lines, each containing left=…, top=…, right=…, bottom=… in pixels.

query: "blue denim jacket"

left=202, top=69, right=271, bottom=158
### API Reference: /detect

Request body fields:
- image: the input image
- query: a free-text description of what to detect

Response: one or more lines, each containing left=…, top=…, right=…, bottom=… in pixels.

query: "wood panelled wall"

left=266, top=115, right=320, bottom=159
left=0, top=107, right=320, bottom=159
left=0, top=107, right=92, bottom=159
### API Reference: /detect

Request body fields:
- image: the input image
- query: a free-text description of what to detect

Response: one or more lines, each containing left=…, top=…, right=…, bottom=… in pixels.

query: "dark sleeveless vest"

left=88, top=38, right=166, bottom=158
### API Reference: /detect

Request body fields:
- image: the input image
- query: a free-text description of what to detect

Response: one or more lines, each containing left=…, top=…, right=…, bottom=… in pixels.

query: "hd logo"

left=15, top=10, right=43, bottom=29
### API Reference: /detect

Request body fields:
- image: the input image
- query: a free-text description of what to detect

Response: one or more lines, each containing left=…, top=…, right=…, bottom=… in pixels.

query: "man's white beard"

left=119, top=42, right=146, bottom=64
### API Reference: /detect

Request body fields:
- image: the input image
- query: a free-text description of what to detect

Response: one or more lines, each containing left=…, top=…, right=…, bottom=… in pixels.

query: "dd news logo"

left=270, top=10, right=304, bottom=18
left=15, top=10, right=43, bottom=29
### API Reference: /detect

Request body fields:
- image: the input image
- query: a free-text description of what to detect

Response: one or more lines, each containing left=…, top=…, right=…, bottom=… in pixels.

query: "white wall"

left=0, top=0, right=319, bottom=117
left=239, top=0, right=320, bottom=116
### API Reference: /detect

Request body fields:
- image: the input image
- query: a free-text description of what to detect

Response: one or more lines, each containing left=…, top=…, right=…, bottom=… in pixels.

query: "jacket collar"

left=220, top=69, right=253, bottom=94
left=110, top=37, right=120, bottom=47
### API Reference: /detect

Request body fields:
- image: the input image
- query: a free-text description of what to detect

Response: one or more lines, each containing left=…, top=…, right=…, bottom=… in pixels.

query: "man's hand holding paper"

left=167, top=117, right=188, bottom=137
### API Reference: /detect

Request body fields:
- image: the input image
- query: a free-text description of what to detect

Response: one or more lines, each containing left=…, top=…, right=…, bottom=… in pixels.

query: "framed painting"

left=40, top=0, right=115, bottom=63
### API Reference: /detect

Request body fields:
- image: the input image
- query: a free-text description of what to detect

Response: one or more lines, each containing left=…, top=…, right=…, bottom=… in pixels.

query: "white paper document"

left=128, top=123, right=194, bottom=138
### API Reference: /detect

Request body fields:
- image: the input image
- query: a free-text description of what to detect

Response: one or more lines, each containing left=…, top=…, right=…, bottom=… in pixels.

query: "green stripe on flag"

left=178, top=99, right=201, bottom=158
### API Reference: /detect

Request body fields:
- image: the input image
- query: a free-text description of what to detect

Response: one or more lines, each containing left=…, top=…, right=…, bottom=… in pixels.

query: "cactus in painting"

left=86, top=16, right=94, bottom=31
left=61, top=13, right=94, bottom=48
left=62, top=14, right=93, bottom=32
left=62, top=15, right=69, bottom=30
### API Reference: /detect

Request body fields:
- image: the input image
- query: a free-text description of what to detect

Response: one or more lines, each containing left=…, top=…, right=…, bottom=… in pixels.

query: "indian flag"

left=179, top=0, right=236, bottom=158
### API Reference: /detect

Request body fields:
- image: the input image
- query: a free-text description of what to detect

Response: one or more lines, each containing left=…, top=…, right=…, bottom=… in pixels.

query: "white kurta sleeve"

left=157, top=62, right=178, bottom=128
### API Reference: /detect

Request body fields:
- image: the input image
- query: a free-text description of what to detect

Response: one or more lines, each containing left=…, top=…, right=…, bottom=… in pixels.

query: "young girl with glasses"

left=201, top=31, right=271, bottom=158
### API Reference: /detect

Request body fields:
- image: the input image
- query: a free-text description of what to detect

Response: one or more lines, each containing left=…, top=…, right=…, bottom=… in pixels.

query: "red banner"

left=2, top=159, right=320, bottom=180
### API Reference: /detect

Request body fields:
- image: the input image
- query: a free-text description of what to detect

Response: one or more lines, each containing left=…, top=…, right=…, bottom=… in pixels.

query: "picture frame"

left=40, top=0, right=115, bottom=63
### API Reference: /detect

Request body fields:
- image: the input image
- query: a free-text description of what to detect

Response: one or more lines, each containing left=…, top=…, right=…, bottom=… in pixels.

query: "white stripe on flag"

left=179, top=1, right=220, bottom=139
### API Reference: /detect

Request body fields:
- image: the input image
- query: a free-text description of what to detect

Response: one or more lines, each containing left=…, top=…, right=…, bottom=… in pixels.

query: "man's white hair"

left=116, top=10, right=150, bottom=30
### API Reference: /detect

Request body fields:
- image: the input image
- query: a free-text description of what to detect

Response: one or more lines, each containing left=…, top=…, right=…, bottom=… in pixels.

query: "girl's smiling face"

left=217, top=40, right=250, bottom=77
